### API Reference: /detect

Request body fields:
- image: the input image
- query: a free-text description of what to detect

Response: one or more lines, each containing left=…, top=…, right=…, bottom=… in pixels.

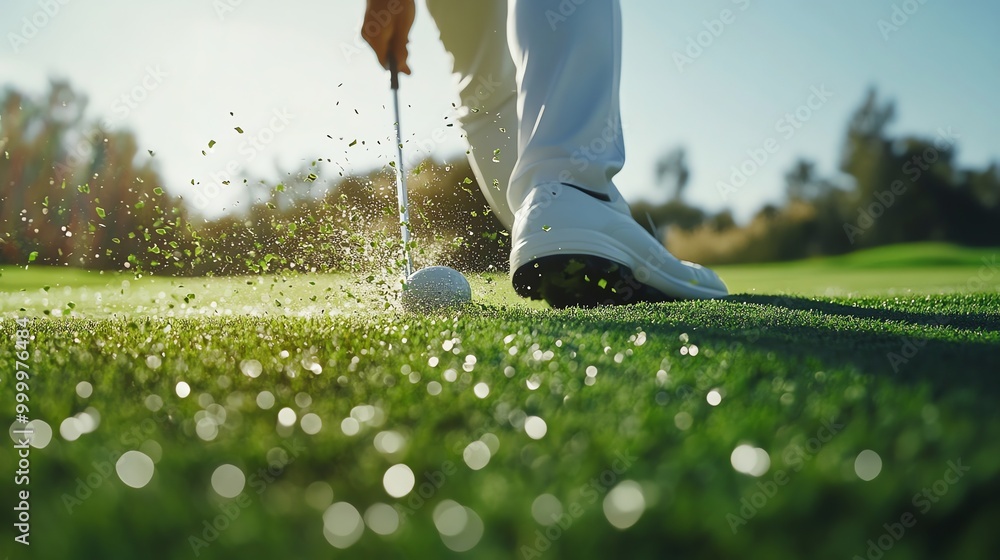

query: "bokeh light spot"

left=524, top=416, right=547, bottom=440
left=855, top=449, right=883, bottom=481
left=383, top=464, right=415, bottom=498
left=211, top=464, right=246, bottom=498
left=116, top=450, right=155, bottom=489
left=323, top=502, right=364, bottom=549
left=603, top=481, right=646, bottom=529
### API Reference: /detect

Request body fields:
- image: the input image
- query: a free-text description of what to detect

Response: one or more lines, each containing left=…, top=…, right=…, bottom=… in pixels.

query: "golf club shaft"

left=389, top=55, right=413, bottom=278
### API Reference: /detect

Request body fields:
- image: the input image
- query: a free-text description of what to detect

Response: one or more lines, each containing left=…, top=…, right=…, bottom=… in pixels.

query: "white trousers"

left=425, top=0, right=626, bottom=230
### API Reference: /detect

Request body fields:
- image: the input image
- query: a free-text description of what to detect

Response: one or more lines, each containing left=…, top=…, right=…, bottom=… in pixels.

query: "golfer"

left=361, top=0, right=728, bottom=307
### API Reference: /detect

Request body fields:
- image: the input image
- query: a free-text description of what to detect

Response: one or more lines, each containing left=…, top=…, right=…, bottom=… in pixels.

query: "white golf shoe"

left=510, top=182, right=729, bottom=308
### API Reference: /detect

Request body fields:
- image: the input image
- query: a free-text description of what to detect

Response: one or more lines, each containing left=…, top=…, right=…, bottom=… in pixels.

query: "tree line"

left=2, top=82, right=997, bottom=276
left=636, top=89, right=1000, bottom=264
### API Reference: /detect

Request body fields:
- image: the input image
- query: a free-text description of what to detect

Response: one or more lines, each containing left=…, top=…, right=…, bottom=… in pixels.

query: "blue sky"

left=2, top=0, right=997, bottom=221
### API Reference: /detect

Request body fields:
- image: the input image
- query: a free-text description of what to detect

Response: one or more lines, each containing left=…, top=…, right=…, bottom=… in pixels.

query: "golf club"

left=389, top=54, right=413, bottom=279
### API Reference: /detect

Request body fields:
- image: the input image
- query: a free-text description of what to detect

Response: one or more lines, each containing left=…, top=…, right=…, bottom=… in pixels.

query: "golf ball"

left=402, top=266, right=472, bottom=311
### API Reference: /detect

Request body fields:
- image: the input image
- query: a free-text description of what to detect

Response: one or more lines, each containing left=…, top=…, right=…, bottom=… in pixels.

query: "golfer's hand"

left=362, top=0, right=416, bottom=74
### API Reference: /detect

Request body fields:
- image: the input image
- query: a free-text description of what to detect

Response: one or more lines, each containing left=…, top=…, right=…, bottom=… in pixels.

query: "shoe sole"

left=512, top=254, right=676, bottom=308
left=509, top=225, right=727, bottom=307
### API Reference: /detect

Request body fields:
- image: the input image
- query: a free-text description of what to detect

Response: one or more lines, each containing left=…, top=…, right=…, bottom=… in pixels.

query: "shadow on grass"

left=547, top=294, right=1000, bottom=398
left=729, top=294, right=1000, bottom=332
left=724, top=295, right=1000, bottom=397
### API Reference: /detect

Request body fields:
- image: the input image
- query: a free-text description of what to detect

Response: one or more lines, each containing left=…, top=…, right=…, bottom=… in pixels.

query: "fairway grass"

left=716, top=242, right=1000, bottom=296
left=1, top=243, right=999, bottom=559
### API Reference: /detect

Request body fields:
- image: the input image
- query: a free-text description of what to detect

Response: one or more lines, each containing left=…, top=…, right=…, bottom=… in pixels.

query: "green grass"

left=715, top=242, right=999, bottom=296
left=0, top=264, right=134, bottom=292
left=1, top=243, right=999, bottom=560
